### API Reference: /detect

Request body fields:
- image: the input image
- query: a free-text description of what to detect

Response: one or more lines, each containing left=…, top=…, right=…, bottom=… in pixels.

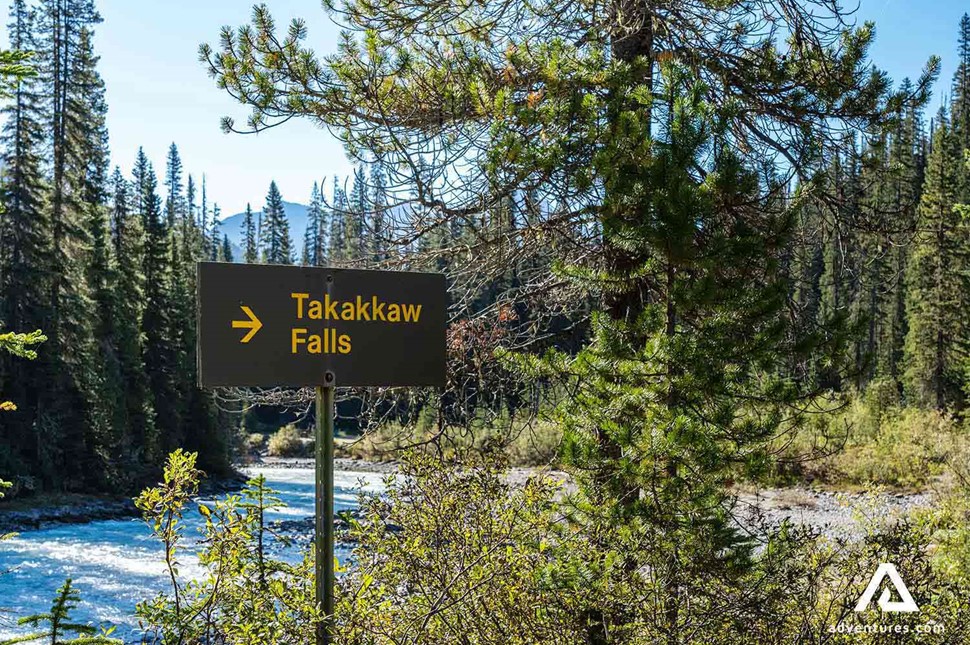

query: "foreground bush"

left=132, top=450, right=970, bottom=644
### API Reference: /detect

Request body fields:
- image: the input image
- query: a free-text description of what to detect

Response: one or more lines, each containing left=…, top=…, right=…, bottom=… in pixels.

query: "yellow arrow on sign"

left=231, top=305, right=263, bottom=343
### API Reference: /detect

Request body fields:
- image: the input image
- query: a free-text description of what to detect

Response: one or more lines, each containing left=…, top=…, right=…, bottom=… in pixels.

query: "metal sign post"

left=195, top=262, right=446, bottom=645
left=315, top=381, right=335, bottom=645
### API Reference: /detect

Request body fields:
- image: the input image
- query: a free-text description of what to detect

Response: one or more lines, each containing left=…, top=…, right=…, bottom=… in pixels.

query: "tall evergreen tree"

left=107, top=167, right=155, bottom=476
left=164, top=143, right=184, bottom=229
left=208, top=204, right=221, bottom=261
left=344, top=165, right=366, bottom=261
left=302, top=181, right=323, bottom=266
left=242, top=202, right=258, bottom=263
left=36, top=0, right=101, bottom=322
left=876, top=82, right=927, bottom=389
left=370, top=163, right=388, bottom=262
left=262, top=180, right=292, bottom=264
left=186, top=174, right=196, bottom=233
left=0, top=0, right=52, bottom=480
left=952, top=15, right=970, bottom=157
left=903, top=111, right=970, bottom=409
left=34, top=8, right=111, bottom=488
left=74, top=23, right=123, bottom=486
left=328, top=177, right=347, bottom=264
left=221, top=234, right=233, bottom=262
left=137, top=154, right=179, bottom=457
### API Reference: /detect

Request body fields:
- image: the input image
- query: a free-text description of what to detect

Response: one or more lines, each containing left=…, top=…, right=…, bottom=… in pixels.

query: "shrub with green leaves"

left=135, top=450, right=320, bottom=644
left=338, top=451, right=578, bottom=643
left=266, top=425, right=305, bottom=458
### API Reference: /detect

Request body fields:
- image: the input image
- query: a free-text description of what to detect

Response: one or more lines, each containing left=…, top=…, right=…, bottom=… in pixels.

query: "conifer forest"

left=6, top=0, right=970, bottom=643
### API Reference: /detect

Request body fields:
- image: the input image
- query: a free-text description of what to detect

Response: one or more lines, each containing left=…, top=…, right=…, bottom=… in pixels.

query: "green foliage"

left=0, top=48, right=32, bottom=97
left=0, top=322, right=44, bottom=513
left=242, top=202, right=258, bottom=264
left=135, top=450, right=320, bottom=644
left=261, top=180, right=293, bottom=264
left=0, top=0, right=233, bottom=493
left=338, top=451, right=577, bottom=643
left=0, top=329, right=46, bottom=360
left=903, top=113, right=970, bottom=409
left=0, top=578, right=121, bottom=645
left=266, top=425, right=306, bottom=457
left=129, top=448, right=970, bottom=643
left=0, top=329, right=45, bottom=412
left=769, top=391, right=967, bottom=489
left=134, top=448, right=203, bottom=617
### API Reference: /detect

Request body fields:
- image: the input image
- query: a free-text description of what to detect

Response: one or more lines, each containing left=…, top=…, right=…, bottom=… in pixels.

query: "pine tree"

left=221, top=234, right=233, bottom=262
left=903, top=111, right=970, bottom=409
left=107, top=167, right=155, bottom=476
left=198, top=173, right=208, bottom=246
left=35, top=14, right=112, bottom=488
left=36, top=0, right=101, bottom=325
left=952, top=15, right=970, bottom=159
left=370, top=163, right=388, bottom=262
left=242, top=202, right=258, bottom=263
left=0, top=0, right=52, bottom=480
left=209, top=204, right=221, bottom=261
left=328, top=177, right=347, bottom=264
left=262, top=180, right=292, bottom=264
left=302, top=181, right=323, bottom=266
left=876, top=82, right=926, bottom=390
left=344, top=165, right=366, bottom=262
left=164, top=143, right=184, bottom=229
left=161, top=163, right=227, bottom=477
left=2, top=577, right=121, bottom=645
left=545, top=72, right=854, bottom=637
left=186, top=174, right=196, bottom=233
left=137, top=154, right=180, bottom=456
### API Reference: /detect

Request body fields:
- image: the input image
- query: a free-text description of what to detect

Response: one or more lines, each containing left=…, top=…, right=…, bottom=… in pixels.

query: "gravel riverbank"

left=733, top=487, right=933, bottom=539
left=0, top=473, right=247, bottom=534
left=0, top=457, right=934, bottom=540
left=253, top=460, right=934, bottom=543
left=248, top=456, right=399, bottom=473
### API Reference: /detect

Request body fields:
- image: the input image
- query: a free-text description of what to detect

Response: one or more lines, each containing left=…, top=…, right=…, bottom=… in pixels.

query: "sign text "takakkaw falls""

left=289, top=293, right=424, bottom=355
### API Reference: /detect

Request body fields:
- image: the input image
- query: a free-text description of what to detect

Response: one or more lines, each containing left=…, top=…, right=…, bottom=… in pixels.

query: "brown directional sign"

left=197, top=262, right=447, bottom=387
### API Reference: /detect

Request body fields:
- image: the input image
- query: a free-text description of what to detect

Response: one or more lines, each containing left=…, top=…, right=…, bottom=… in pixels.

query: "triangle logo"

left=854, top=563, right=919, bottom=613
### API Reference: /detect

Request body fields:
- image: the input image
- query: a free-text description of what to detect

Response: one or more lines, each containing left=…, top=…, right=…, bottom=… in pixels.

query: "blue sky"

left=97, top=0, right=351, bottom=216
left=29, top=1, right=970, bottom=215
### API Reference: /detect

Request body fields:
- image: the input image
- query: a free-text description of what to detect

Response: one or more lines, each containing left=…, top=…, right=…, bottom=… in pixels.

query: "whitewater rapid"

left=0, top=467, right=385, bottom=641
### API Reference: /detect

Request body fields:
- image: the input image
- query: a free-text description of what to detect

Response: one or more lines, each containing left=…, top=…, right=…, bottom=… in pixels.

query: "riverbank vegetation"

left=124, top=450, right=970, bottom=643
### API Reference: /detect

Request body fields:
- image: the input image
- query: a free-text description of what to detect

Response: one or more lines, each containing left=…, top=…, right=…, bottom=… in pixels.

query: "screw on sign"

left=196, top=262, right=447, bottom=644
